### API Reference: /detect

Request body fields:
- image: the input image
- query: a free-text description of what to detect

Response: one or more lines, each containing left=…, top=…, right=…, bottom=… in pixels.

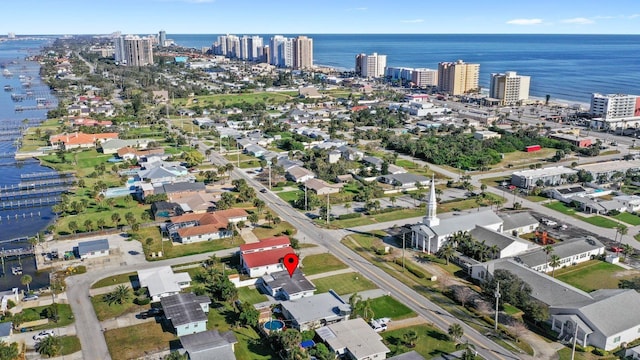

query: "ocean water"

left=170, top=33, right=640, bottom=104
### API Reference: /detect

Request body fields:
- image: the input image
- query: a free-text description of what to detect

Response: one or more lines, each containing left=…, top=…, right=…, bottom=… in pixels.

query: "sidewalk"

left=306, top=267, right=354, bottom=280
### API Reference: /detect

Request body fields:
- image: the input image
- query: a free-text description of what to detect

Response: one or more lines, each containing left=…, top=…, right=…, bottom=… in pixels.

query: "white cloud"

left=506, top=18, right=543, bottom=25
left=629, top=14, right=640, bottom=19
left=355, top=7, right=367, bottom=10
left=562, top=17, right=595, bottom=24
left=400, top=19, right=425, bottom=24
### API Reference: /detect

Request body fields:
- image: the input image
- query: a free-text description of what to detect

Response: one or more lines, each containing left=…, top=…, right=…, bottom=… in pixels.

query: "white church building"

left=411, top=177, right=504, bottom=254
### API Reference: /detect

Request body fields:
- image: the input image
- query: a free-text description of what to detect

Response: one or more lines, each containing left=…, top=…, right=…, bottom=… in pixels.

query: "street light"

left=494, top=282, right=501, bottom=331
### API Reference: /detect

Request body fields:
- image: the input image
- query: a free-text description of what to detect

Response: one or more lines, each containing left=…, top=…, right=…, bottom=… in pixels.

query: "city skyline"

left=3, top=0, right=640, bottom=35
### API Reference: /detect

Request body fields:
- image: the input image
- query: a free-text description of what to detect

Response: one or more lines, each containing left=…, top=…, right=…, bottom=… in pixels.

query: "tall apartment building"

left=158, top=30, right=166, bottom=47
left=411, top=68, right=438, bottom=87
left=293, top=36, right=313, bottom=70
left=355, top=53, right=386, bottom=78
left=437, top=60, right=480, bottom=95
left=113, top=35, right=154, bottom=66
left=489, top=71, right=531, bottom=105
left=590, top=93, right=640, bottom=119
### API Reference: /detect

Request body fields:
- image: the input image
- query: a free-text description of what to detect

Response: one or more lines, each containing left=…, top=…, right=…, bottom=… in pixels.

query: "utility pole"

left=402, top=230, right=406, bottom=272
left=571, top=320, right=579, bottom=360
left=326, top=194, right=330, bottom=224
left=494, top=281, right=501, bottom=331
left=237, top=141, right=240, bottom=167
left=304, top=183, right=308, bottom=211
left=268, top=163, right=272, bottom=190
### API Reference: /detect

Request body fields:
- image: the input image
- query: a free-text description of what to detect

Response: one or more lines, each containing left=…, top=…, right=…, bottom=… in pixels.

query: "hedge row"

left=393, top=258, right=426, bottom=279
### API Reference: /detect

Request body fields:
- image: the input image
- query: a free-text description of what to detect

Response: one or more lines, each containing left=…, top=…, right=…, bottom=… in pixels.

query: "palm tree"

left=83, top=219, right=93, bottom=232
left=403, top=329, right=419, bottom=348
left=456, top=341, right=477, bottom=360
left=622, top=244, right=634, bottom=262
left=104, top=285, right=131, bottom=306
left=437, top=243, right=456, bottom=265
left=389, top=196, right=396, bottom=208
left=97, top=218, right=106, bottom=231
left=224, top=163, right=234, bottom=179
left=111, top=213, right=121, bottom=228
left=36, top=335, right=62, bottom=358
left=21, top=275, right=32, bottom=293
left=348, top=293, right=362, bottom=311
left=68, top=221, right=78, bottom=234
left=448, top=323, right=464, bottom=343
left=617, top=224, right=629, bottom=245
left=549, top=254, right=561, bottom=277
left=248, top=213, right=259, bottom=227
left=543, top=245, right=554, bottom=265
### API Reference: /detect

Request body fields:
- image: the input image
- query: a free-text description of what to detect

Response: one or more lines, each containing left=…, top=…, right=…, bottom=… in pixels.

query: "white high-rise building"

left=489, top=71, right=531, bottom=106
left=590, top=93, right=640, bottom=120
left=113, top=35, right=154, bottom=66
left=355, top=53, right=386, bottom=78
left=270, top=35, right=287, bottom=67
left=411, top=68, right=438, bottom=87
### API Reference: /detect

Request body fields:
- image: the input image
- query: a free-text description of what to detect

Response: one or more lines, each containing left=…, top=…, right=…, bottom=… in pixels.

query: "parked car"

left=23, top=295, right=39, bottom=301
left=370, top=318, right=391, bottom=332
left=33, top=330, right=54, bottom=341
left=540, top=218, right=557, bottom=226
left=139, top=308, right=163, bottom=319
left=610, top=246, right=624, bottom=253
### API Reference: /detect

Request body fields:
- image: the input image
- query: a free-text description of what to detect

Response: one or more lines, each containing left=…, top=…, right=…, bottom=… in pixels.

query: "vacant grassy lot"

left=312, top=273, right=378, bottom=295
left=555, top=260, right=637, bottom=292
left=394, top=159, right=449, bottom=180
left=91, top=294, right=148, bottom=321
left=301, top=253, right=348, bottom=276
left=92, top=272, right=138, bottom=289
left=173, top=92, right=294, bottom=107
left=237, top=287, right=268, bottom=305
left=277, top=190, right=302, bottom=203
left=104, top=322, right=177, bottom=360
left=382, top=324, right=457, bottom=358
left=613, top=212, right=640, bottom=226
left=252, top=221, right=296, bottom=239
left=367, top=295, right=416, bottom=320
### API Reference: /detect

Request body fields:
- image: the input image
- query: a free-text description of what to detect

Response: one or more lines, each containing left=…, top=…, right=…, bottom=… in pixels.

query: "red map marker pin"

left=283, top=253, right=299, bottom=278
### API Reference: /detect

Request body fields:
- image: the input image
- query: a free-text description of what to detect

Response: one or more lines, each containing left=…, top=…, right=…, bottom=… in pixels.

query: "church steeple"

left=424, top=174, right=439, bottom=227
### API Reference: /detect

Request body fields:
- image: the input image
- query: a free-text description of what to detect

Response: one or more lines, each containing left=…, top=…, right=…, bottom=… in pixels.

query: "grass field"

left=394, top=159, right=449, bottom=180
left=613, top=212, right=640, bottom=226
left=301, top=253, right=348, bottom=276
left=555, top=260, right=637, bottom=292
left=91, top=294, right=149, bottom=321
left=277, top=190, right=302, bottom=203
left=237, top=287, right=268, bottom=305
left=19, top=304, right=75, bottom=331
left=172, top=92, right=294, bottom=107
left=525, top=195, right=548, bottom=202
left=104, top=322, right=177, bottom=360
left=92, top=272, right=137, bottom=289
left=312, top=273, right=378, bottom=295
left=382, top=324, right=457, bottom=358
left=367, top=295, right=416, bottom=320
left=252, top=221, right=296, bottom=239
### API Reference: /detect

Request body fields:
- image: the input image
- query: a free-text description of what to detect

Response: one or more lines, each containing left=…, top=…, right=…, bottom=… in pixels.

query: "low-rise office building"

left=511, top=167, right=577, bottom=188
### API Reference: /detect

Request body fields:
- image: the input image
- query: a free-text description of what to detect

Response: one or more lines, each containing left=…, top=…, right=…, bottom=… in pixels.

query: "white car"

left=33, top=330, right=54, bottom=341
left=370, top=318, right=391, bottom=332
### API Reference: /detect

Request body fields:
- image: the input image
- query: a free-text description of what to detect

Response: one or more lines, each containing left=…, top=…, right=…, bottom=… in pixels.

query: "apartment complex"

left=437, top=59, right=480, bottom=95
left=212, top=34, right=312, bottom=69
left=113, top=35, right=154, bottom=66
left=385, top=67, right=438, bottom=87
left=489, top=71, right=531, bottom=105
left=355, top=53, right=387, bottom=78
left=589, top=93, right=640, bottom=129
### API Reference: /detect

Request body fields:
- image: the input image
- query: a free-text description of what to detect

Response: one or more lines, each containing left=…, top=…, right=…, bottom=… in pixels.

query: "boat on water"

left=11, top=266, right=23, bottom=275
left=2, top=69, right=12, bottom=77
left=3, top=85, right=12, bottom=91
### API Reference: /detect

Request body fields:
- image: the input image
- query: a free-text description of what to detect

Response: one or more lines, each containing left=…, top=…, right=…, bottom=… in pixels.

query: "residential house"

left=180, top=330, right=237, bottom=360
left=362, top=156, right=384, bottom=171
left=286, top=166, right=316, bottom=183
left=280, top=291, right=352, bottom=331
left=170, top=192, right=219, bottom=214
left=379, top=173, right=430, bottom=189
left=614, top=195, right=640, bottom=212
left=49, top=132, right=119, bottom=150
left=299, top=86, right=322, bottom=99
left=499, top=212, right=540, bottom=235
left=516, top=236, right=605, bottom=273
left=100, top=138, right=154, bottom=154
left=304, top=178, right=343, bottom=196
left=167, top=209, right=248, bottom=244
left=0, top=322, right=12, bottom=343
left=571, top=196, right=626, bottom=215
left=388, top=351, right=426, bottom=360
left=545, top=186, right=588, bottom=203
left=240, top=236, right=294, bottom=277
left=162, top=182, right=207, bottom=200
left=316, top=318, right=390, bottom=360
left=161, top=293, right=211, bottom=336
left=626, top=345, right=640, bottom=360
left=138, top=266, right=192, bottom=302
left=387, top=164, right=408, bottom=175
left=117, top=147, right=164, bottom=161
left=76, top=239, right=109, bottom=259
left=72, top=118, right=112, bottom=127
left=260, top=269, right=316, bottom=300
left=245, top=144, right=267, bottom=158
left=328, top=150, right=342, bottom=164
left=338, top=146, right=364, bottom=161
left=0, top=288, right=18, bottom=313
left=335, top=174, right=354, bottom=183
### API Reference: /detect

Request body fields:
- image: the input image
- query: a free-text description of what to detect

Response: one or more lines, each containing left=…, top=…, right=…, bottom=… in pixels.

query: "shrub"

left=338, top=213, right=362, bottom=220
left=393, top=258, right=426, bottom=278
left=592, top=348, right=608, bottom=356
left=134, top=297, right=150, bottom=305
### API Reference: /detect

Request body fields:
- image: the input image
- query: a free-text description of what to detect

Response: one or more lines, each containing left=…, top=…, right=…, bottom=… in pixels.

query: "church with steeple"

left=411, top=176, right=504, bottom=254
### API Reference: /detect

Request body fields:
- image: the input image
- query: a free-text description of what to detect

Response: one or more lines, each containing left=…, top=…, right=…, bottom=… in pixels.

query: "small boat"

left=2, top=69, right=12, bottom=77
left=11, top=266, right=22, bottom=275
left=3, top=85, right=12, bottom=91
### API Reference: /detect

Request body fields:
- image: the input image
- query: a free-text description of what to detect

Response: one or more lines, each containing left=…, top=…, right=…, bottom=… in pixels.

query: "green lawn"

left=613, top=212, right=640, bottom=226
left=252, top=221, right=296, bottom=239
left=59, top=335, right=82, bottom=355
left=545, top=201, right=623, bottom=229
left=301, top=253, right=348, bottom=275
left=92, top=272, right=138, bottom=289
left=91, top=294, right=149, bottom=321
left=367, top=295, right=416, bottom=320
left=312, top=273, right=378, bottom=295
left=382, top=324, right=457, bottom=358
left=237, top=287, right=268, bottom=305
left=173, top=92, right=293, bottom=107
left=525, top=195, right=548, bottom=202
left=277, top=190, right=302, bottom=203
left=555, top=260, right=636, bottom=292
left=18, top=304, right=75, bottom=331
left=394, top=159, right=449, bottom=180
left=104, top=322, right=177, bottom=360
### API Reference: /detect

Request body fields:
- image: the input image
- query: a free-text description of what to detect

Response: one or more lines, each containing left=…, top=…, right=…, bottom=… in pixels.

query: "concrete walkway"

left=240, top=227, right=260, bottom=244
left=100, top=311, right=156, bottom=332
left=305, top=267, right=355, bottom=280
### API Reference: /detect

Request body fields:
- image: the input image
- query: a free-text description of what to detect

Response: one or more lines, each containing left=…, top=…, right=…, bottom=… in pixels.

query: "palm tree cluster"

left=443, top=231, right=500, bottom=263
left=103, top=284, right=131, bottom=306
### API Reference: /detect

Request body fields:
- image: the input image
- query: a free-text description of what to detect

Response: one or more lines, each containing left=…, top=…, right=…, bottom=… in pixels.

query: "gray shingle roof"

left=77, top=239, right=109, bottom=256
left=380, top=173, right=429, bottom=185
left=430, top=210, right=503, bottom=238
left=566, top=289, right=640, bottom=337
left=499, top=212, right=539, bottom=231
left=470, top=226, right=519, bottom=251
left=163, top=182, right=206, bottom=194
left=261, top=269, right=316, bottom=297
left=0, top=322, right=12, bottom=337
left=180, top=330, right=237, bottom=360
left=388, top=351, right=427, bottom=360
left=516, top=237, right=604, bottom=268
left=281, top=292, right=347, bottom=325
left=161, top=293, right=210, bottom=327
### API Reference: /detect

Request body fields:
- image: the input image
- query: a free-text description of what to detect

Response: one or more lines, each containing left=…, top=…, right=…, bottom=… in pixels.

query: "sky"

left=3, top=0, right=640, bottom=35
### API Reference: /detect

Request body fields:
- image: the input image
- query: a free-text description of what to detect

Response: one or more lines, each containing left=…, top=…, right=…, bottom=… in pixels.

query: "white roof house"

left=316, top=318, right=390, bottom=360
left=138, top=266, right=192, bottom=302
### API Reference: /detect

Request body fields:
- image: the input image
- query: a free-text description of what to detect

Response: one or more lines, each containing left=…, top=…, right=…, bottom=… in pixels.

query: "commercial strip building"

left=575, top=159, right=640, bottom=182
left=510, top=166, right=577, bottom=189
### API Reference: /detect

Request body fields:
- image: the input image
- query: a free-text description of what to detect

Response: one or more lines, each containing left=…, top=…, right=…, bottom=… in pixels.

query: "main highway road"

left=206, top=149, right=525, bottom=360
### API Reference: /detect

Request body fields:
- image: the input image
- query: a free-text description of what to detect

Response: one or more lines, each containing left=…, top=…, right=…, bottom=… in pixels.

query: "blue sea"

left=170, top=33, right=640, bottom=104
